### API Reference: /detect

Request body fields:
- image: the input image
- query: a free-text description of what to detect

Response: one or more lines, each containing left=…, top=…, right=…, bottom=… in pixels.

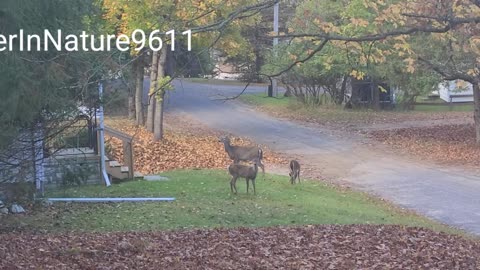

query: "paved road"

left=165, top=79, right=480, bottom=235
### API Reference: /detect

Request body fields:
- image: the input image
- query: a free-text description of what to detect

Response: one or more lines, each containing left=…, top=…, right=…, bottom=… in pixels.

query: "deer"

left=289, top=160, right=301, bottom=184
left=228, top=159, right=259, bottom=194
left=219, top=136, right=265, bottom=176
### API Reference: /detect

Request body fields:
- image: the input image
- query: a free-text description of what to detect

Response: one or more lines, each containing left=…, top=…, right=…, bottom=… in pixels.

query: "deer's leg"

left=246, top=178, right=249, bottom=194
left=252, top=179, right=256, bottom=195
left=298, top=171, right=300, bottom=183
left=234, top=177, right=238, bottom=194
left=259, top=160, right=265, bottom=176
left=231, top=177, right=237, bottom=194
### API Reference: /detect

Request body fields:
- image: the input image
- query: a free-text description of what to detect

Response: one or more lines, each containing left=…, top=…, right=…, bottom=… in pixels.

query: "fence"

left=46, top=118, right=97, bottom=153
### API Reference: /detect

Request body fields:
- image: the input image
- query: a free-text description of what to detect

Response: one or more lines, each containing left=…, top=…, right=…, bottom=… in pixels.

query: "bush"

left=58, top=159, right=96, bottom=187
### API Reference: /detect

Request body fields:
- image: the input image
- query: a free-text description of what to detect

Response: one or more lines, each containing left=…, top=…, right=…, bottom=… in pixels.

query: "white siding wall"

left=439, top=83, right=451, bottom=102
left=439, top=81, right=473, bottom=102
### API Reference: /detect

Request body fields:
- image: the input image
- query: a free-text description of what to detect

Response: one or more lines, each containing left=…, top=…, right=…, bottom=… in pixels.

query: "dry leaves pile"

left=105, top=117, right=286, bottom=174
left=370, top=124, right=480, bottom=167
left=1, top=225, right=478, bottom=269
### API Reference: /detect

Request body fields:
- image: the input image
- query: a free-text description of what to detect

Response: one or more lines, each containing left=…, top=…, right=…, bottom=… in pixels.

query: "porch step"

left=105, top=159, right=143, bottom=181
left=106, top=160, right=128, bottom=180
left=109, top=161, right=121, bottom=167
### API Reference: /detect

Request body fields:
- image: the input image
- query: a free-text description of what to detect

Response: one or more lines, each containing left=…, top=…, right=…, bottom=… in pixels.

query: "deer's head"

left=218, top=136, right=230, bottom=144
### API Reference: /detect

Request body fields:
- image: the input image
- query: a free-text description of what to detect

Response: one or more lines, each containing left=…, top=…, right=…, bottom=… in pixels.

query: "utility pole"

left=272, top=1, right=279, bottom=97
left=98, top=82, right=111, bottom=187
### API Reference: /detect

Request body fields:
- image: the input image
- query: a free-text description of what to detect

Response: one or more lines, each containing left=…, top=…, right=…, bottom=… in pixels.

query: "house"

left=347, top=77, right=396, bottom=109
left=0, top=111, right=101, bottom=199
left=439, top=80, right=474, bottom=103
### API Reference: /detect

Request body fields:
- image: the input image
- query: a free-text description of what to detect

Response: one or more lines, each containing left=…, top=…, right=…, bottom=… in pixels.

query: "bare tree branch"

left=266, top=39, right=329, bottom=78
left=274, top=15, right=480, bottom=42
left=211, top=81, right=252, bottom=102
left=417, top=57, right=475, bottom=83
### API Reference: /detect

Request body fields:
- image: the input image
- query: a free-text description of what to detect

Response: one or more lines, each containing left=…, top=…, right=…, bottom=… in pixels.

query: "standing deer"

left=289, top=160, right=301, bottom=184
left=228, top=159, right=259, bottom=194
left=219, top=136, right=265, bottom=175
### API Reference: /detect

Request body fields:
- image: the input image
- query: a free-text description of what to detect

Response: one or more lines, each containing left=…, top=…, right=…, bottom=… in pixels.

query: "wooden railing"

left=101, top=126, right=134, bottom=179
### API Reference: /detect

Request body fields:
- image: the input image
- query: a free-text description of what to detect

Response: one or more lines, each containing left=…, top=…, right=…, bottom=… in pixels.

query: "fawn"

left=228, top=159, right=259, bottom=194
left=289, top=160, right=301, bottom=184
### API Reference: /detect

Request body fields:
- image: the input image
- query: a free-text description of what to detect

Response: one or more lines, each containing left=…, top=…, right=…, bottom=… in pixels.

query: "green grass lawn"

left=239, top=93, right=473, bottom=124
left=4, top=169, right=459, bottom=233
left=241, top=93, right=475, bottom=111
left=413, top=104, right=474, bottom=112
left=239, top=93, right=292, bottom=107
left=239, top=93, right=392, bottom=124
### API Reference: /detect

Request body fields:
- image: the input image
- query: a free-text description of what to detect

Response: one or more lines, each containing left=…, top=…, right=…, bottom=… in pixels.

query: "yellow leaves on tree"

left=319, top=22, right=339, bottom=33
left=350, top=70, right=365, bottom=80
left=323, top=57, right=333, bottom=71
left=404, top=58, right=416, bottom=73
left=455, top=80, right=469, bottom=90
left=469, top=36, right=480, bottom=55
left=288, top=53, right=298, bottom=61
left=376, top=4, right=405, bottom=27
left=467, top=68, right=479, bottom=76
left=350, top=18, right=369, bottom=28
left=393, top=36, right=413, bottom=58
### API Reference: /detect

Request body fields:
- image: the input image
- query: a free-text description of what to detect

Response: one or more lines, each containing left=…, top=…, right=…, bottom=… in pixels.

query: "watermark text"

left=0, top=29, right=192, bottom=52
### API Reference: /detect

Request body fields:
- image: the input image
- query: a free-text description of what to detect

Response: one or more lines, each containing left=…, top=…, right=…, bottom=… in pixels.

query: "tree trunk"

left=154, top=95, right=165, bottom=141
left=336, top=75, right=348, bottom=105
left=146, top=51, right=159, bottom=132
left=135, top=58, right=145, bottom=126
left=146, top=96, right=156, bottom=131
left=128, top=92, right=135, bottom=120
left=154, top=49, right=168, bottom=141
left=473, top=81, right=480, bottom=144
left=127, top=65, right=136, bottom=120
left=372, top=79, right=380, bottom=111
left=349, top=77, right=359, bottom=109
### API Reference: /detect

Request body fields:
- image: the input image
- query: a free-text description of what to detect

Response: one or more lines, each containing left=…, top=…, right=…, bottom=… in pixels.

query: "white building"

left=439, top=80, right=473, bottom=103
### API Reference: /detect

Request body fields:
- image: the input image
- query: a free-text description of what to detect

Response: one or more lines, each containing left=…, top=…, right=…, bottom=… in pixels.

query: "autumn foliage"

left=105, top=116, right=285, bottom=174
left=370, top=124, right=480, bottom=169
left=1, top=225, right=479, bottom=269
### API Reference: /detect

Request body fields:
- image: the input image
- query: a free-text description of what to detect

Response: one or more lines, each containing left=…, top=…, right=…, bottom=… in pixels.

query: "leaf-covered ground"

left=239, top=93, right=471, bottom=132
left=370, top=124, right=480, bottom=168
left=1, top=225, right=479, bottom=269
left=104, top=115, right=286, bottom=174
